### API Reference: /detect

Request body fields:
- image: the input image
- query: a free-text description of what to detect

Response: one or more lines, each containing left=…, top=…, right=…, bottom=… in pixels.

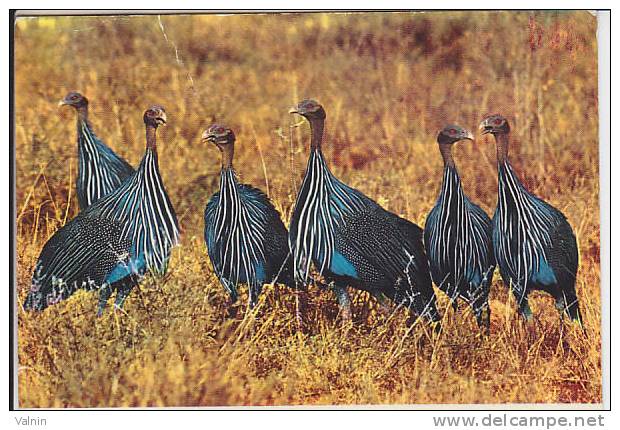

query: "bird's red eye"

left=494, top=118, right=502, bottom=125
left=449, top=128, right=457, bottom=134
left=71, top=95, right=78, bottom=100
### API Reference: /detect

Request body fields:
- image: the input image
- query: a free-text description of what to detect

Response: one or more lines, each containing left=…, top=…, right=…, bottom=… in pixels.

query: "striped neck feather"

left=77, top=119, right=118, bottom=206
left=77, top=119, right=100, bottom=157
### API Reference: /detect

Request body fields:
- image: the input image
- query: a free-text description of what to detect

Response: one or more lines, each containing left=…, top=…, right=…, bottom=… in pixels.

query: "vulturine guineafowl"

left=25, top=106, right=180, bottom=315
left=202, top=124, right=292, bottom=309
left=424, top=125, right=495, bottom=331
left=288, top=99, right=440, bottom=326
left=59, top=91, right=135, bottom=210
left=479, top=114, right=582, bottom=325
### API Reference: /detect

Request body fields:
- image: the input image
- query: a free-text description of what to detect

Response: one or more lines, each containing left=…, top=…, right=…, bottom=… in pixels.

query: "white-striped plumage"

left=426, top=166, right=493, bottom=296
left=207, top=168, right=270, bottom=293
left=493, top=160, right=556, bottom=299
left=290, top=148, right=370, bottom=284
left=93, top=148, right=180, bottom=275
left=76, top=119, right=134, bottom=209
left=27, top=108, right=178, bottom=313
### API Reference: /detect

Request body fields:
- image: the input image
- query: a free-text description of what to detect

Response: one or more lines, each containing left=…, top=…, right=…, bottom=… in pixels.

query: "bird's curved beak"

left=288, top=107, right=299, bottom=115
left=58, top=99, right=68, bottom=107
left=479, top=122, right=492, bottom=135
left=157, top=112, right=167, bottom=126
left=201, top=131, right=214, bottom=144
left=463, top=130, right=475, bottom=141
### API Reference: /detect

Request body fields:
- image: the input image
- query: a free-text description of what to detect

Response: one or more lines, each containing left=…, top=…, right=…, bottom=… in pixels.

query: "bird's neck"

left=439, top=162, right=463, bottom=205
left=76, top=107, right=90, bottom=129
left=219, top=145, right=237, bottom=193
left=494, top=132, right=510, bottom=164
left=309, top=117, right=325, bottom=150
left=438, top=143, right=456, bottom=168
left=146, top=124, right=158, bottom=152
left=220, top=144, right=234, bottom=170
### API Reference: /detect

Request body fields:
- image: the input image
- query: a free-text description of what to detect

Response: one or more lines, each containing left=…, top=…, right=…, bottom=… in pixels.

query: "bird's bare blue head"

left=202, top=124, right=236, bottom=147
left=59, top=91, right=88, bottom=109
left=289, top=99, right=326, bottom=121
left=437, top=124, right=474, bottom=145
left=479, top=114, right=510, bottom=136
left=143, top=105, right=167, bottom=128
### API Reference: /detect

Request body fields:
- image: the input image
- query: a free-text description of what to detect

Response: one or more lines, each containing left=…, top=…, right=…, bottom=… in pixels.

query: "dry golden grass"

left=14, top=11, right=600, bottom=407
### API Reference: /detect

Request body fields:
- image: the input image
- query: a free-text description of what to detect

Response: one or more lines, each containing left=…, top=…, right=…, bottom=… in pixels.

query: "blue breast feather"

left=204, top=185, right=272, bottom=286
left=329, top=251, right=359, bottom=278
left=466, top=269, right=482, bottom=286
left=254, top=263, right=266, bottom=283
left=530, top=255, right=557, bottom=286
left=105, top=253, right=146, bottom=285
left=493, top=170, right=561, bottom=287
left=220, top=262, right=267, bottom=285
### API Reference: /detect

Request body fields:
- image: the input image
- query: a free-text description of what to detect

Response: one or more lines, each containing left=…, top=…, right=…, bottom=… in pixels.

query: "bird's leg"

left=242, top=288, right=260, bottom=337
left=518, top=297, right=533, bottom=322
left=226, top=303, right=239, bottom=319
left=475, top=303, right=491, bottom=336
left=331, top=282, right=352, bottom=322
left=228, top=287, right=239, bottom=305
left=470, top=286, right=491, bottom=335
left=556, top=296, right=566, bottom=331
left=248, top=284, right=261, bottom=310
left=222, top=280, right=239, bottom=318
left=556, top=311, right=566, bottom=354
left=97, top=284, right=113, bottom=317
left=451, top=298, right=459, bottom=312
left=517, top=298, right=539, bottom=342
left=555, top=295, right=572, bottom=331
left=444, top=283, right=458, bottom=312
left=113, top=282, right=134, bottom=310
left=562, top=293, right=585, bottom=332
left=294, top=283, right=308, bottom=331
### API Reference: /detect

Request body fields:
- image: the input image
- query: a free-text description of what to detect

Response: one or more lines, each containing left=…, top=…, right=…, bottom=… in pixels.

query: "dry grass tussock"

left=14, top=11, right=600, bottom=407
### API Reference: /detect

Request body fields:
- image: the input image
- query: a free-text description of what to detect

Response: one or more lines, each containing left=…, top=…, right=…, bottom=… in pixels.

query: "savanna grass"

left=15, top=11, right=600, bottom=407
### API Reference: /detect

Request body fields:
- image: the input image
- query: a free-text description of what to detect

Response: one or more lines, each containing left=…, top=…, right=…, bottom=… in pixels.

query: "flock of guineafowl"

left=22, top=91, right=583, bottom=335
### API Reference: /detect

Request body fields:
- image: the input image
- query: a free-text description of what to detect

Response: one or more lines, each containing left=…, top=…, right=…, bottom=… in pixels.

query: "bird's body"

left=27, top=215, right=134, bottom=309
left=289, top=100, right=440, bottom=323
left=424, top=125, right=495, bottom=329
left=480, top=114, right=581, bottom=323
left=25, top=106, right=179, bottom=314
left=202, top=125, right=291, bottom=307
left=425, top=166, right=495, bottom=327
left=60, top=92, right=134, bottom=210
left=493, top=160, right=580, bottom=320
